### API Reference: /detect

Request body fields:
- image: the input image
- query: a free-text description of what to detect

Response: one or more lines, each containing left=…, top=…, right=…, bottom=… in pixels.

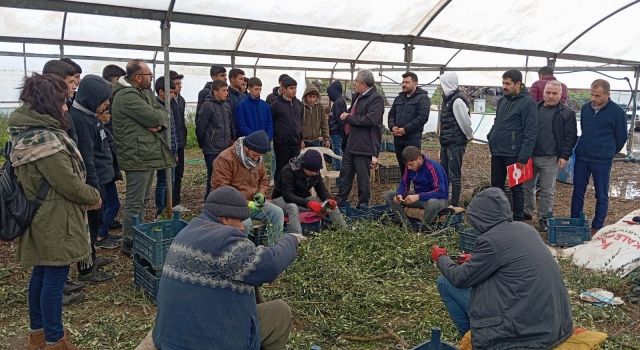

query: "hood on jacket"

left=203, top=81, right=212, bottom=90
left=466, top=187, right=513, bottom=233
left=75, top=74, right=112, bottom=112
left=271, top=86, right=280, bottom=96
left=113, top=75, right=134, bottom=95
left=327, top=81, right=343, bottom=102
left=440, top=72, right=459, bottom=96
left=288, top=154, right=303, bottom=171
left=303, top=85, right=321, bottom=106
left=8, top=105, right=61, bottom=130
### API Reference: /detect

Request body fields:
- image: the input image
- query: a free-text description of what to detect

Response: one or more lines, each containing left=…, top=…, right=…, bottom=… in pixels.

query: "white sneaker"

left=172, top=204, right=191, bottom=212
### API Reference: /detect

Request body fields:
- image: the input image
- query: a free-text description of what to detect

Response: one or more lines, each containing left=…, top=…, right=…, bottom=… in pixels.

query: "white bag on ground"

left=562, top=209, right=640, bottom=277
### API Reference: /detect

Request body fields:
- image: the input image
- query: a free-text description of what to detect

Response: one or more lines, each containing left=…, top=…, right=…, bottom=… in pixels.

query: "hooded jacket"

left=437, top=188, right=573, bottom=349
left=487, top=86, right=538, bottom=163
left=529, top=75, right=568, bottom=103
left=387, top=87, right=430, bottom=138
left=235, top=94, right=274, bottom=140
left=439, top=73, right=473, bottom=146
left=302, top=85, right=329, bottom=142
left=69, top=74, right=114, bottom=188
left=196, top=95, right=233, bottom=155
left=111, top=76, right=175, bottom=171
left=327, top=81, right=347, bottom=136
left=228, top=86, right=247, bottom=120
left=343, top=86, right=384, bottom=156
left=574, top=99, right=627, bottom=164
left=211, top=142, right=270, bottom=200
left=266, top=86, right=280, bottom=105
left=271, top=95, right=304, bottom=146
left=272, top=154, right=331, bottom=207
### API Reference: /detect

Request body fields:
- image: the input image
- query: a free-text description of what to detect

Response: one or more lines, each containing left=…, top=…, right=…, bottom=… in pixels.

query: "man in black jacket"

left=328, top=80, right=346, bottom=171
left=267, top=74, right=291, bottom=105
left=432, top=187, right=573, bottom=348
left=228, top=68, right=247, bottom=136
left=487, top=69, right=537, bottom=221
left=170, top=70, right=189, bottom=212
left=388, top=72, right=430, bottom=170
left=272, top=150, right=347, bottom=233
left=524, top=81, right=577, bottom=231
left=271, top=76, right=304, bottom=181
left=337, top=70, right=384, bottom=208
left=196, top=65, right=227, bottom=120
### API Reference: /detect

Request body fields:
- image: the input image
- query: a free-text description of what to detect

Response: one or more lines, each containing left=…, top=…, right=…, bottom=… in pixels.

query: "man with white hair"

left=337, top=70, right=384, bottom=208
left=523, top=80, right=577, bottom=231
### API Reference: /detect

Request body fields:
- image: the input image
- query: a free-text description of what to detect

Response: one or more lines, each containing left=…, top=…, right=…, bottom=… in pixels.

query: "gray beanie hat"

left=204, top=186, right=250, bottom=220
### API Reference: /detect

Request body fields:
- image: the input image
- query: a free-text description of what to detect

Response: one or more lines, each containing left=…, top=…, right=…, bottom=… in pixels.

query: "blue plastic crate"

left=547, top=213, right=590, bottom=246
left=133, top=256, right=161, bottom=303
left=458, top=227, right=481, bottom=252
left=369, top=204, right=392, bottom=218
left=301, top=220, right=321, bottom=234
left=133, top=213, right=189, bottom=270
left=411, top=327, right=458, bottom=350
left=385, top=141, right=396, bottom=152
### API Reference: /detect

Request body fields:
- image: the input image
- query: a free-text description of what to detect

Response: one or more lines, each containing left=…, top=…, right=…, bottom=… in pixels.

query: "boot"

left=27, top=329, right=45, bottom=350
left=44, top=329, right=84, bottom=350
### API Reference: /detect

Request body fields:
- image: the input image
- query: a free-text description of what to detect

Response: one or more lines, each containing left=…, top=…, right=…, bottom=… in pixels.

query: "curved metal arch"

left=410, top=0, right=452, bottom=43
left=60, top=11, right=67, bottom=57
left=354, top=41, right=372, bottom=63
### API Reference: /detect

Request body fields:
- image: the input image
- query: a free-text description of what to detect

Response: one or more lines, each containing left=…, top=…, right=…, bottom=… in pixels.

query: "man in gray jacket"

left=432, top=187, right=573, bottom=349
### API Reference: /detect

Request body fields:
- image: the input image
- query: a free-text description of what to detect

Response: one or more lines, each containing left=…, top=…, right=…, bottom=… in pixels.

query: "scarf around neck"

left=233, top=137, right=262, bottom=169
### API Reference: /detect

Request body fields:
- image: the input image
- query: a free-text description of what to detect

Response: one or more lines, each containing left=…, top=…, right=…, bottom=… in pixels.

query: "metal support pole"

left=253, top=58, right=259, bottom=77
left=350, top=62, right=355, bottom=97
left=627, top=65, right=639, bottom=158
left=22, top=42, right=27, bottom=77
left=161, top=20, right=173, bottom=218
left=60, top=12, right=67, bottom=57
left=524, top=55, right=529, bottom=85
left=404, top=43, right=414, bottom=72
left=547, top=57, right=556, bottom=69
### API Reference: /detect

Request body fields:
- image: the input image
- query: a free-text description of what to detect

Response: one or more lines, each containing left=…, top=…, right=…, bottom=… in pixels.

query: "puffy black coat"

left=387, top=87, right=430, bottom=137
left=196, top=96, right=233, bottom=155
left=272, top=155, right=331, bottom=207
left=271, top=95, right=304, bottom=146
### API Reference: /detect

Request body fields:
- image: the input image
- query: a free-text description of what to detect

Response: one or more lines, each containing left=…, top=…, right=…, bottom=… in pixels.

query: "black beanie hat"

left=204, top=186, right=250, bottom=220
left=300, top=150, right=323, bottom=171
left=244, top=130, right=270, bottom=154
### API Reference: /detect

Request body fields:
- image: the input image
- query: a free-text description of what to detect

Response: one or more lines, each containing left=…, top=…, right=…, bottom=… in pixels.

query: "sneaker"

left=172, top=204, right=191, bottom=212
left=110, top=220, right=123, bottom=230
left=95, top=256, right=114, bottom=268
left=62, top=291, right=85, bottom=306
left=78, top=268, right=115, bottom=283
left=95, top=236, right=121, bottom=250
left=63, top=280, right=86, bottom=294
left=538, top=217, right=548, bottom=232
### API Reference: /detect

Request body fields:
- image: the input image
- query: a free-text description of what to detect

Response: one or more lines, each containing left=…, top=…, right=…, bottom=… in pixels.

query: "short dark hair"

left=248, top=77, right=262, bottom=88
left=60, top=58, right=82, bottom=74
left=401, top=146, right=422, bottom=162
left=211, top=79, right=228, bottom=92
left=538, top=66, right=554, bottom=76
left=126, top=59, right=145, bottom=79
left=210, top=65, right=226, bottom=77
left=229, top=68, right=245, bottom=80
left=278, top=74, right=291, bottom=83
left=591, top=79, right=610, bottom=93
left=154, top=77, right=176, bottom=94
left=102, top=64, right=126, bottom=81
left=42, top=60, right=76, bottom=78
left=282, top=76, right=297, bottom=88
left=402, top=72, right=418, bottom=82
left=502, top=69, right=523, bottom=84
left=20, top=73, right=69, bottom=129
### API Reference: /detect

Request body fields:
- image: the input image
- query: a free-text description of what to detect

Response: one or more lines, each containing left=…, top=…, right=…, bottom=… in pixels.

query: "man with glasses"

left=111, top=59, right=175, bottom=256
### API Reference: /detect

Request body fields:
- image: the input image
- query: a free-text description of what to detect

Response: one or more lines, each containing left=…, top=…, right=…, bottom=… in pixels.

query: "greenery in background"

left=0, top=113, right=8, bottom=162
left=567, top=89, right=591, bottom=111
left=430, top=86, right=442, bottom=107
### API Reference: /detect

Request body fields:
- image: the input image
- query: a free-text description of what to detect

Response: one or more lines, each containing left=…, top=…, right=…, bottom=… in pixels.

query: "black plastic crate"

left=458, top=227, right=481, bottom=252
left=548, top=213, right=590, bottom=246
left=133, top=213, right=189, bottom=271
left=133, top=255, right=161, bottom=303
left=378, top=164, right=402, bottom=184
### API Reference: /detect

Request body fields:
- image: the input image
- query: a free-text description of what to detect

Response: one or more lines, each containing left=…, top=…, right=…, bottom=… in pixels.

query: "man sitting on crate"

left=432, top=187, right=573, bottom=349
left=383, top=146, right=448, bottom=229
left=272, top=149, right=347, bottom=233
left=150, top=186, right=306, bottom=350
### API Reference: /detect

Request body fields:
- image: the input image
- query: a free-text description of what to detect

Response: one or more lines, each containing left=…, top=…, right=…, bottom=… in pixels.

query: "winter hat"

left=244, top=130, right=271, bottom=154
left=204, top=186, right=250, bottom=220
left=300, top=150, right=323, bottom=171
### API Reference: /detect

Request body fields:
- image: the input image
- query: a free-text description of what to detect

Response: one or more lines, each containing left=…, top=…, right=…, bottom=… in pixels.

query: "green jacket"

left=111, top=77, right=176, bottom=171
left=8, top=106, right=101, bottom=267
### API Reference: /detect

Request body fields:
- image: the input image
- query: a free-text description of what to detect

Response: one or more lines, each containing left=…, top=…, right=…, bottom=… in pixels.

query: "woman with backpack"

left=7, top=73, right=101, bottom=350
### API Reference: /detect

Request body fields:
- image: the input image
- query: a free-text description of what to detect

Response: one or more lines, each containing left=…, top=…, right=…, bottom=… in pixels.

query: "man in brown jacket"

left=212, top=130, right=284, bottom=244
left=302, top=85, right=330, bottom=148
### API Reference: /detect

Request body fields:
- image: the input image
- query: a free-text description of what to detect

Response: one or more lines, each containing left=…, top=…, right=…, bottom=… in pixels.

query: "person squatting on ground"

left=301, top=84, right=330, bottom=148
left=523, top=80, right=577, bottom=231
left=9, top=73, right=101, bottom=350
left=384, top=146, right=448, bottom=228
left=151, top=186, right=306, bottom=350
left=271, top=76, right=304, bottom=181
left=438, top=72, right=473, bottom=207
left=271, top=150, right=347, bottom=233
left=337, top=70, right=384, bottom=208
left=387, top=72, right=430, bottom=171
left=433, top=187, right=573, bottom=349
left=212, top=130, right=285, bottom=244
left=487, top=69, right=537, bottom=221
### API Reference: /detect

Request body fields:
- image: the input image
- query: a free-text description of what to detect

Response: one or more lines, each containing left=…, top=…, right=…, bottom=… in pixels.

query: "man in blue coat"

left=571, top=79, right=627, bottom=234
left=235, top=77, right=274, bottom=140
left=153, top=186, right=306, bottom=350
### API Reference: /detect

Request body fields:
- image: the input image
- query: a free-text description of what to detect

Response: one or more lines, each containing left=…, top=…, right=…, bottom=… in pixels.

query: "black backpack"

left=0, top=140, right=50, bottom=241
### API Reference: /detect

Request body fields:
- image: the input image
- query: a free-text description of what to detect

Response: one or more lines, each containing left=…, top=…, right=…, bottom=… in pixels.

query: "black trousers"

left=274, top=144, right=300, bottom=182
left=440, top=143, right=466, bottom=206
left=393, top=135, right=422, bottom=171
left=78, top=209, right=101, bottom=274
left=337, top=152, right=372, bottom=206
left=173, top=147, right=185, bottom=206
left=490, top=155, right=524, bottom=221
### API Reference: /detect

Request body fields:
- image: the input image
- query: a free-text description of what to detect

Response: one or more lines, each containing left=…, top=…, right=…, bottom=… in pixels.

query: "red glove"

left=431, top=245, right=447, bottom=262
left=457, top=253, right=472, bottom=264
left=327, top=199, right=338, bottom=210
left=307, top=201, right=323, bottom=213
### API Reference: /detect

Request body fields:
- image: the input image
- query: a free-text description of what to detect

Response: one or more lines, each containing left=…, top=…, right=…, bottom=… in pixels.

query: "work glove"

left=254, top=192, right=266, bottom=206
left=457, top=253, right=472, bottom=264
left=327, top=199, right=338, bottom=210
left=288, top=233, right=308, bottom=244
left=307, top=201, right=323, bottom=214
left=431, top=245, right=447, bottom=262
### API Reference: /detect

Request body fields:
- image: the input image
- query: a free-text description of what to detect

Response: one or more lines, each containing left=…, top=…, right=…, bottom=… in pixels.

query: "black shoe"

left=95, top=237, right=121, bottom=250
left=523, top=213, right=533, bottom=221
left=538, top=218, right=548, bottom=232
left=95, top=256, right=114, bottom=268
left=62, top=291, right=85, bottom=306
left=63, top=280, right=86, bottom=294
left=110, top=220, right=123, bottom=230
left=78, top=268, right=115, bottom=283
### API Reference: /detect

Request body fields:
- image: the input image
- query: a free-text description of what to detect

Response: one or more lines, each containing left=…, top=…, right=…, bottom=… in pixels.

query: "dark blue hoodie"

left=574, top=99, right=627, bottom=164
left=327, top=81, right=347, bottom=136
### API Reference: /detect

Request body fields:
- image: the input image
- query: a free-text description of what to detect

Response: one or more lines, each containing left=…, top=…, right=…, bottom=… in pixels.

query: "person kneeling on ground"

left=151, top=186, right=306, bottom=350
left=272, top=150, right=347, bottom=233
left=432, top=187, right=573, bottom=349
left=384, top=146, right=448, bottom=229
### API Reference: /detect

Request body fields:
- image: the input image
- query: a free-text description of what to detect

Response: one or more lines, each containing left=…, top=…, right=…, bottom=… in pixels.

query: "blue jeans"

left=570, top=158, right=612, bottom=229
left=204, top=153, right=219, bottom=201
left=29, top=265, right=70, bottom=343
left=436, top=275, right=471, bottom=337
left=155, top=168, right=175, bottom=216
left=330, top=134, right=343, bottom=171
left=99, top=181, right=120, bottom=238
left=242, top=201, right=284, bottom=245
